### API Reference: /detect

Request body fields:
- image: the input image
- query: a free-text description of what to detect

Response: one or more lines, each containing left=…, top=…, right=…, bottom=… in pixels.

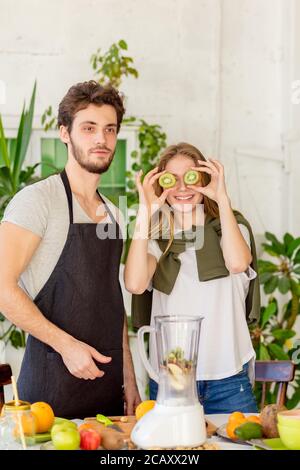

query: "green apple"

left=51, top=421, right=77, bottom=440
left=51, top=425, right=80, bottom=450
left=53, top=417, right=77, bottom=427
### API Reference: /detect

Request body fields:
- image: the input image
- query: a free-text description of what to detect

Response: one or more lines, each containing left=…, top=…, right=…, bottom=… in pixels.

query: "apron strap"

left=97, top=189, right=117, bottom=224
left=60, top=169, right=118, bottom=226
left=60, top=169, right=74, bottom=224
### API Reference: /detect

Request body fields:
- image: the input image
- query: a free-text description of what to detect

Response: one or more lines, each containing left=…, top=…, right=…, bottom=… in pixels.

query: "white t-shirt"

left=2, top=174, right=122, bottom=300
left=147, top=224, right=256, bottom=383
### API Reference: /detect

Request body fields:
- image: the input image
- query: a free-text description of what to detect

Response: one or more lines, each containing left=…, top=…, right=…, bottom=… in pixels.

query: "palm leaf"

left=12, top=82, right=36, bottom=187
left=0, top=166, right=13, bottom=193
left=11, top=103, right=25, bottom=188
left=0, top=115, right=10, bottom=168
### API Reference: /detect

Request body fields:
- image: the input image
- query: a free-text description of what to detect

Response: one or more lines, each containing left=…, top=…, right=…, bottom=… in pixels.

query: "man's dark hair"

left=58, top=80, right=125, bottom=132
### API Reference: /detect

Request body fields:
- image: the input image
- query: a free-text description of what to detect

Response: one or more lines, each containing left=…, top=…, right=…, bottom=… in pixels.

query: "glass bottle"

left=0, top=400, right=36, bottom=449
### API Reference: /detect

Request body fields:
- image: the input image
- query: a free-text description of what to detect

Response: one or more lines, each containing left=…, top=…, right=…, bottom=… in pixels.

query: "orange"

left=228, top=411, right=246, bottom=423
left=78, top=423, right=96, bottom=433
left=246, top=415, right=261, bottom=424
left=226, top=411, right=247, bottom=440
left=226, top=421, right=239, bottom=440
left=31, top=402, right=55, bottom=433
left=135, top=400, right=156, bottom=421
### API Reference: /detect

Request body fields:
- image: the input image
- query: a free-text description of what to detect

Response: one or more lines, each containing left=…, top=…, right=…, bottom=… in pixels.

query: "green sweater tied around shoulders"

left=131, top=210, right=260, bottom=330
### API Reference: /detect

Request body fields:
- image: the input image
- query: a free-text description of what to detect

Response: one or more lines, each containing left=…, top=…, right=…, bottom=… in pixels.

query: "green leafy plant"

left=91, top=39, right=138, bottom=87
left=0, top=83, right=39, bottom=219
left=41, top=105, right=56, bottom=132
left=124, top=117, right=167, bottom=206
left=41, top=39, right=138, bottom=131
left=0, top=83, right=54, bottom=348
left=250, top=232, right=300, bottom=408
left=0, top=313, right=26, bottom=348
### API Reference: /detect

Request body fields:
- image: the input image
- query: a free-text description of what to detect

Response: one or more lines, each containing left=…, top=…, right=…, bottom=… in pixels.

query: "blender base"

left=131, top=402, right=207, bottom=449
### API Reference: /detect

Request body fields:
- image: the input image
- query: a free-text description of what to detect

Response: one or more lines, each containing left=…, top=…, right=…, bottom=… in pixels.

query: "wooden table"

left=9, top=414, right=254, bottom=450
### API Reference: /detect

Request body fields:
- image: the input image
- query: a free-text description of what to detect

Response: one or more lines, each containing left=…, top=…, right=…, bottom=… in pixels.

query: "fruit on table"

left=101, top=429, right=126, bottom=450
left=246, top=415, right=261, bottom=424
left=53, top=417, right=77, bottom=427
left=80, top=428, right=101, bottom=450
left=78, top=423, right=96, bottom=433
left=31, top=402, right=55, bottom=433
left=226, top=412, right=247, bottom=440
left=51, top=420, right=77, bottom=439
left=184, top=170, right=199, bottom=185
left=159, top=173, right=176, bottom=189
left=234, top=422, right=263, bottom=440
left=226, top=413, right=262, bottom=440
left=260, top=404, right=286, bottom=438
left=51, top=423, right=80, bottom=450
left=135, top=400, right=156, bottom=421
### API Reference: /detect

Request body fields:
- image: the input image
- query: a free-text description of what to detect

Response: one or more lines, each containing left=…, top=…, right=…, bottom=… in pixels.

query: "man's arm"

left=122, top=314, right=141, bottom=415
left=0, top=222, right=111, bottom=379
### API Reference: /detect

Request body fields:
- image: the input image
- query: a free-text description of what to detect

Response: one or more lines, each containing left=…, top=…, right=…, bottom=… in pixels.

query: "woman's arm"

left=218, top=196, right=252, bottom=273
left=188, top=158, right=252, bottom=273
left=124, top=168, right=171, bottom=294
left=124, top=208, right=157, bottom=294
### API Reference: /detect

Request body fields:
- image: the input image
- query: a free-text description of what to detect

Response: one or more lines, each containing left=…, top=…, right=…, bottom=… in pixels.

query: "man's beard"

left=70, top=138, right=115, bottom=174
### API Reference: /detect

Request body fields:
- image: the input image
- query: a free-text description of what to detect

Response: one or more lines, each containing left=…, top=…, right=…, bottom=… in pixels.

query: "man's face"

left=62, top=103, right=118, bottom=174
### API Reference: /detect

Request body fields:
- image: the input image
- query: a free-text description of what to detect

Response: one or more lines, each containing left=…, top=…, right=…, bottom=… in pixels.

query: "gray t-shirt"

left=2, top=174, right=121, bottom=300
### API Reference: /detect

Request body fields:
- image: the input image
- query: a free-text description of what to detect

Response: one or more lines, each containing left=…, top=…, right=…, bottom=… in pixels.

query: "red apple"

left=80, top=429, right=101, bottom=450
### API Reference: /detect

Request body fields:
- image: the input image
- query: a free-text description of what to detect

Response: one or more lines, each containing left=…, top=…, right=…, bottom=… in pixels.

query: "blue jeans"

left=149, top=363, right=258, bottom=414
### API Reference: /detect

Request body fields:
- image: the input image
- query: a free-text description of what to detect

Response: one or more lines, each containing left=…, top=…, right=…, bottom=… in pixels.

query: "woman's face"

left=164, top=154, right=204, bottom=213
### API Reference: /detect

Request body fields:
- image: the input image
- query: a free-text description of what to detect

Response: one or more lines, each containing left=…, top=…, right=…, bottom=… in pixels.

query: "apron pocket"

left=45, top=348, right=123, bottom=419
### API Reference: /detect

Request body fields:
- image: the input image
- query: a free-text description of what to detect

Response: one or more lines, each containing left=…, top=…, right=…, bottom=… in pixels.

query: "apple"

left=51, top=421, right=77, bottom=440
left=53, top=417, right=78, bottom=428
left=80, top=429, right=101, bottom=450
left=51, top=424, right=80, bottom=450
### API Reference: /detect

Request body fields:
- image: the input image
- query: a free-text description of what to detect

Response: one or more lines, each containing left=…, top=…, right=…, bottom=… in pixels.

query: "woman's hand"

left=187, top=159, right=229, bottom=204
left=135, top=167, right=172, bottom=216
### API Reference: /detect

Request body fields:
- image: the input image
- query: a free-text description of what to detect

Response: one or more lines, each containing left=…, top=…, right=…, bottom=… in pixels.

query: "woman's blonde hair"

left=149, top=142, right=220, bottom=252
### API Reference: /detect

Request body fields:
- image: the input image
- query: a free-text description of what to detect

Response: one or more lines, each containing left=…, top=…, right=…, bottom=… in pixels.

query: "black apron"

left=18, top=170, right=125, bottom=419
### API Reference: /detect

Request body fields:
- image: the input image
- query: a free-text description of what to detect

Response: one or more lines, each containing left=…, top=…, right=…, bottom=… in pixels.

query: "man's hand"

left=124, top=376, right=142, bottom=416
left=59, top=338, right=112, bottom=380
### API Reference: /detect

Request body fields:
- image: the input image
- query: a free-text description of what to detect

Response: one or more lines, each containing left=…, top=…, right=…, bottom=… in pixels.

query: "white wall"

left=1, top=0, right=298, bottom=237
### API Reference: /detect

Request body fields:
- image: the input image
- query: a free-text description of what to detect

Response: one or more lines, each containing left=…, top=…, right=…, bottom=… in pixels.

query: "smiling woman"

left=125, top=141, right=260, bottom=415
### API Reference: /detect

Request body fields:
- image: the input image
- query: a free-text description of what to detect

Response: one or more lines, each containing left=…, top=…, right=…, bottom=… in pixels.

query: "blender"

left=131, top=315, right=206, bottom=449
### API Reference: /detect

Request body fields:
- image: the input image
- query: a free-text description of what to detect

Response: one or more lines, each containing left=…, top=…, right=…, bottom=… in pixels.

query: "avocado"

left=234, top=422, right=263, bottom=440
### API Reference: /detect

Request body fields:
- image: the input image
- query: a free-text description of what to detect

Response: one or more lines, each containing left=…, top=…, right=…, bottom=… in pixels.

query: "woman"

left=124, top=142, right=259, bottom=413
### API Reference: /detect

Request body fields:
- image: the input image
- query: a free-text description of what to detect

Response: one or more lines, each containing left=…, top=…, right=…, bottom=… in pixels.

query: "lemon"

left=135, top=400, right=156, bottom=421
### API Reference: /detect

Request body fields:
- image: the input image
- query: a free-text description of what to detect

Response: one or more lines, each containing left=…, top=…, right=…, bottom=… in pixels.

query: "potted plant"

left=251, top=232, right=300, bottom=408
left=0, top=83, right=41, bottom=362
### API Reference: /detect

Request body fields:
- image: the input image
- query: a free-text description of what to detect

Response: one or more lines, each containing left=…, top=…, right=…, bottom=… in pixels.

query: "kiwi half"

left=184, top=170, right=199, bottom=185
left=159, top=172, right=176, bottom=189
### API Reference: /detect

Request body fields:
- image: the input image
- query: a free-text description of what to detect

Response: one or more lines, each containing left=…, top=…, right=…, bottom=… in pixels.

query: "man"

left=0, top=80, right=141, bottom=418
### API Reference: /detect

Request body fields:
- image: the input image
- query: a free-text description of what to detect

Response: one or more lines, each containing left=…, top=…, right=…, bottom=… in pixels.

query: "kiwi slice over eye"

left=184, top=170, right=199, bottom=185
left=159, top=172, right=176, bottom=189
